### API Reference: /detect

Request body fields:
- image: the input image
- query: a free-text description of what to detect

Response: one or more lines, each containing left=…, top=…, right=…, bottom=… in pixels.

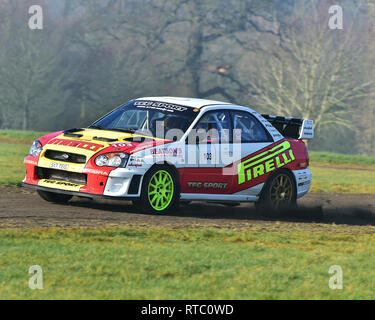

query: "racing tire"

left=139, top=165, right=180, bottom=214
left=132, top=200, right=142, bottom=207
left=37, top=190, right=73, bottom=204
left=255, top=169, right=297, bottom=216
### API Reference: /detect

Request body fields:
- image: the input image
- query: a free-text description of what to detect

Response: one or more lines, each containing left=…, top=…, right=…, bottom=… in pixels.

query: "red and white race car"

left=23, top=97, right=313, bottom=214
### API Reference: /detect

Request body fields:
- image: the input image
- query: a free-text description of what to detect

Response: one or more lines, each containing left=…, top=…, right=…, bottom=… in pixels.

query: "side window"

left=231, top=111, right=271, bottom=143
left=192, top=111, right=231, bottom=143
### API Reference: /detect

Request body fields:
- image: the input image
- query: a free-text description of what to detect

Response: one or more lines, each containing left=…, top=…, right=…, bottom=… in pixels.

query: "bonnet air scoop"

left=63, top=128, right=85, bottom=138
left=92, top=136, right=119, bottom=142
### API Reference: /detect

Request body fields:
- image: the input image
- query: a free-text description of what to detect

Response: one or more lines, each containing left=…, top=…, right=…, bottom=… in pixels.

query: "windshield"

left=91, top=100, right=200, bottom=140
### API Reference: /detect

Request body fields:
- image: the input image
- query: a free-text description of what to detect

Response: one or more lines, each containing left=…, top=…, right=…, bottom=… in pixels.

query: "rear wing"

left=261, top=114, right=314, bottom=140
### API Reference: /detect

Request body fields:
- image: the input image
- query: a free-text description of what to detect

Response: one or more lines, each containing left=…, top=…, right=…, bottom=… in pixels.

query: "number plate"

left=49, top=162, right=69, bottom=170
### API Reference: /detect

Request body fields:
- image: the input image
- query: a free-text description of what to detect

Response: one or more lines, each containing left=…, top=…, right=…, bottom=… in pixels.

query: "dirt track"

left=0, top=186, right=375, bottom=233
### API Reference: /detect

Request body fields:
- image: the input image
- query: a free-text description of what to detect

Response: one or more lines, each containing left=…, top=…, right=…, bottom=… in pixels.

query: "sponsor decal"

left=48, top=138, right=104, bottom=152
left=296, top=172, right=311, bottom=187
left=302, top=132, right=313, bottom=137
left=83, top=169, right=109, bottom=176
left=188, top=182, right=228, bottom=189
left=40, top=179, right=83, bottom=188
left=134, top=101, right=188, bottom=113
left=298, top=181, right=311, bottom=187
left=127, top=156, right=145, bottom=168
left=237, top=141, right=295, bottom=185
left=151, top=147, right=183, bottom=157
left=24, top=159, right=38, bottom=166
left=129, top=141, right=165, bottom=154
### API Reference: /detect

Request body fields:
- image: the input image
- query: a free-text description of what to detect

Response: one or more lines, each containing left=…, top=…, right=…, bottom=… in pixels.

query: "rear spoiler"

left=261, top=114, right=314, bottom=139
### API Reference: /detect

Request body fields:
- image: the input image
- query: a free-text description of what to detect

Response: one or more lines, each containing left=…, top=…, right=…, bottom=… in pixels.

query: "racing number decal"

left=204, top=153, right=212, bottom=161
left=237, top=141, right=295, bottom=185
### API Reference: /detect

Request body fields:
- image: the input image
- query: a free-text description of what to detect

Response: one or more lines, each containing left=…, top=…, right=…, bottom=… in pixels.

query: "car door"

left=182, top=110, right=232, bottom=194
left=228, top=110, right=274, bottom=194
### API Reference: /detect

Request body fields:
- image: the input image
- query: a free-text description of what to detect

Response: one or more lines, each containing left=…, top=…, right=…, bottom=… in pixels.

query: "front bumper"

left=24, top=154, right=145, bottom=199
left=22, top=182, right=140, bottom=201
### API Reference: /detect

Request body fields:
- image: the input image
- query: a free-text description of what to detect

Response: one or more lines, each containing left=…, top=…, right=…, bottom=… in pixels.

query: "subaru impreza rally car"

left=23, top=97, right=313, bottom=214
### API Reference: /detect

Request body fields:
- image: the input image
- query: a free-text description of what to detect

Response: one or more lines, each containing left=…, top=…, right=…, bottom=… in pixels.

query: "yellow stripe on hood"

left=37, top=129, right=164, bottom=172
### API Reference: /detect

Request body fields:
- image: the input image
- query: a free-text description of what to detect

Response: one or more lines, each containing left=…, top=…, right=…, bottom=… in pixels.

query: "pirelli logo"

left=48, top=138, right=104, bottom=152
left=237, top=141, right=295, bottom=185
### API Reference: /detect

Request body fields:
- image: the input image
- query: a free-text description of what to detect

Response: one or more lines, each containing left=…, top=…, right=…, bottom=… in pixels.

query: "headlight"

left=29, top=140, right=43, bottom=157
left=95, top=152, right=129, bottom=168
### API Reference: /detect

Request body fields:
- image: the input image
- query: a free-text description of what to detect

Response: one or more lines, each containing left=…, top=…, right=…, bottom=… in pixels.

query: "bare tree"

left=0, top=0, right=70, bottom=130
left=0, top=0, right=374, bottom=154
left=211, top=1, right=374, bottom=138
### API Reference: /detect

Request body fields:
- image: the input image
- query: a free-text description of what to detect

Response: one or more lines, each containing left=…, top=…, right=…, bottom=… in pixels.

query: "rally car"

left=23, top=97, right=313, bottom=214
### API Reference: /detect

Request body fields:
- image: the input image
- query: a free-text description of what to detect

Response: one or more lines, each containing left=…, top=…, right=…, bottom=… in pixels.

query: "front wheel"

left=255, top=170, right=296, bottom=215
left=37, top=190, right=73, bottom=204
left=139, top=165, right=180, bottom=214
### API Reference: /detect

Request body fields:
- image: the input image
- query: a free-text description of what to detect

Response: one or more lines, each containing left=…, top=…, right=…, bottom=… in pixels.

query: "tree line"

left=0, top=0, right=374, bottom=155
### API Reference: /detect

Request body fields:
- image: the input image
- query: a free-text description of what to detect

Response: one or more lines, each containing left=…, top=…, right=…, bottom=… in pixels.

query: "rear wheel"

left=37, top=190, right=73, bottom=204
left=139, top=165, right=179, bottom=214
left=256, top=170, right=296, bottom=215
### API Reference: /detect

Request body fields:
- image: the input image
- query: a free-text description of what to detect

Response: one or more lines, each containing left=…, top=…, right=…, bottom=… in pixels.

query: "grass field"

left=0, top=227, right=374, bottom=299
left=0, top=144, right=29, bottom=185
left=0, top=130, right=374, bottom=300
left=0, top=130, right=48, bottom=145
left=1, top=129, right=375, bottom=166
left=310, top=167, right=375, bottom=194
left=310, top=151, right=375, bottom=168
left=0, top=129, right=374, bottom=193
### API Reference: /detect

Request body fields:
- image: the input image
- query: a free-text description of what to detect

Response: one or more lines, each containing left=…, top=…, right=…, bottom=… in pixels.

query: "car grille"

left=44, top=150, right=86, bottom=164
left=36, top=167, right=87, bottom=185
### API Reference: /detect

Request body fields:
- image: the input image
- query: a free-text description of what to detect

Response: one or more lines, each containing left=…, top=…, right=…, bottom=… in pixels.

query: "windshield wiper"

left=88, top=126, right=137, bottom=134
left=88, top=125, right=105, bottom=130
left=108, top=128, right=136, bottom=133
left=89, top=126, right=152, bottom=137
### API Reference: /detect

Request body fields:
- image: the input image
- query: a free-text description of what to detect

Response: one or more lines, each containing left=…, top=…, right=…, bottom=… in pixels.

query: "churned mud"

left=0, top=186, right=374, bottom=233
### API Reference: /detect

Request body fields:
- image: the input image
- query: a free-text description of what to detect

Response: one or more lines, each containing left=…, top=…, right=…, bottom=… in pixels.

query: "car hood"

left=39, top=128, right=170, bottom=162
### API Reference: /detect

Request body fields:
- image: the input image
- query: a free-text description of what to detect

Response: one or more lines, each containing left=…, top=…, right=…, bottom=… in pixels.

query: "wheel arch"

left=259, top=167, right=297, bottom=198
left=147, top=161, right=179, bottom=178
left=144, top=161, right=181, bottom=194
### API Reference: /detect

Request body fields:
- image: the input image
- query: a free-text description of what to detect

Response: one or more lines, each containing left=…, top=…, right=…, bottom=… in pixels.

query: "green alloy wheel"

left=139, top=165, right=179, bottom=214
left=148, top=170, right=174, bottom=211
